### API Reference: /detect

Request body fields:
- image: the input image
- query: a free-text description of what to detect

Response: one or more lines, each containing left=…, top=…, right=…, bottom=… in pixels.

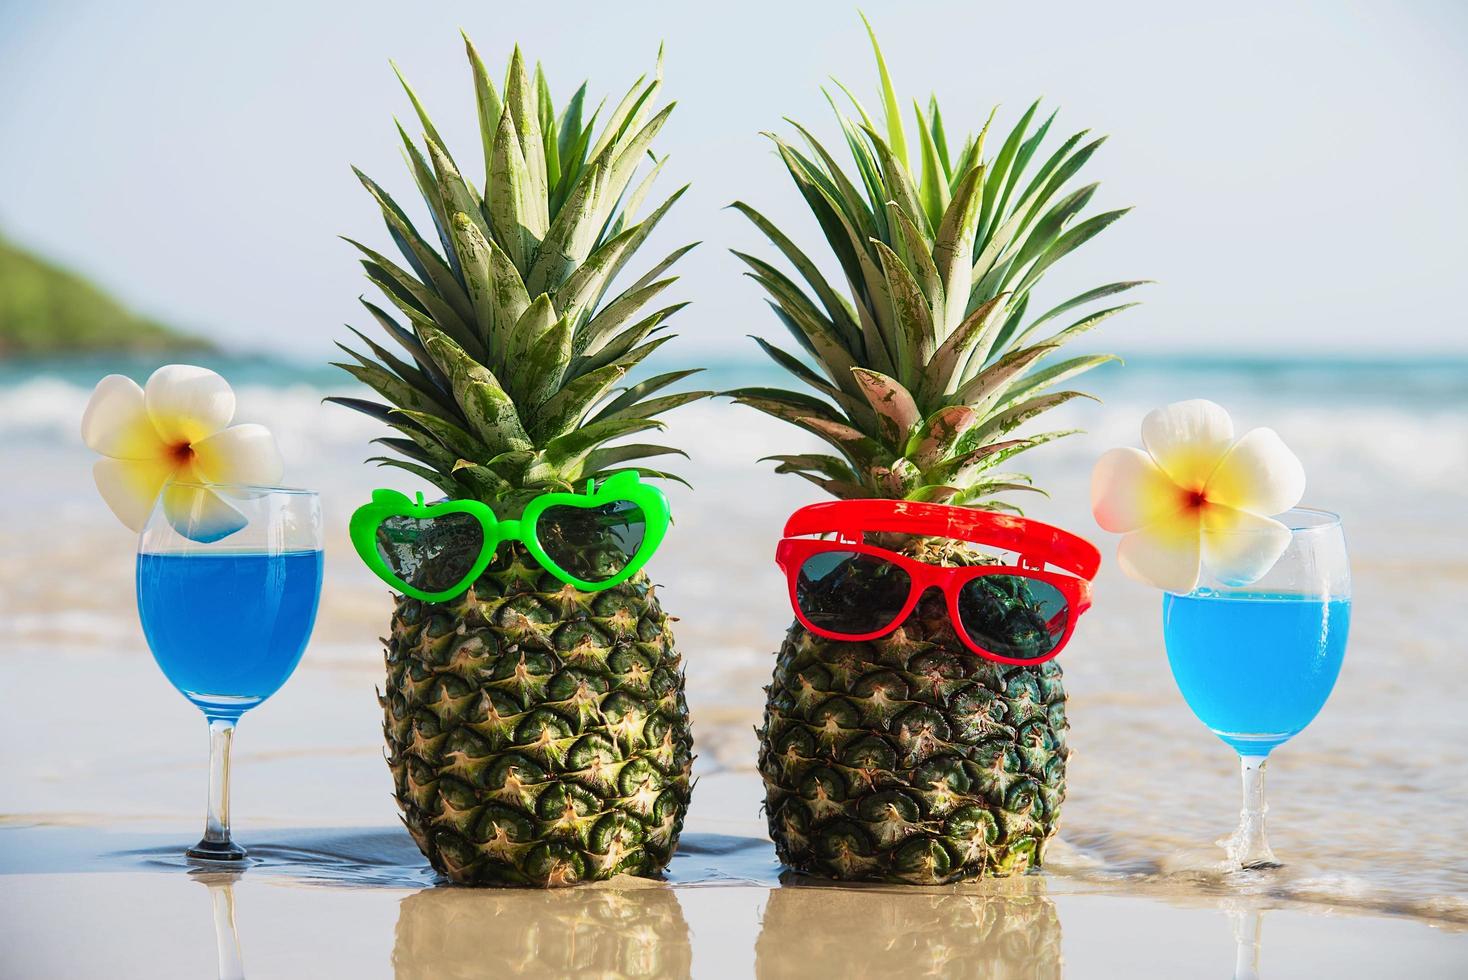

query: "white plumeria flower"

left=80, top=365, right=284, bottom=541
left=1090, top=399, right=1305, bottom=593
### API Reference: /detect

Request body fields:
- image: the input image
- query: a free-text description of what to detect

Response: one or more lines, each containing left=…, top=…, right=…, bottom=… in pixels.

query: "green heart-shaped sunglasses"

left=349, top=471, right=670, bottom=602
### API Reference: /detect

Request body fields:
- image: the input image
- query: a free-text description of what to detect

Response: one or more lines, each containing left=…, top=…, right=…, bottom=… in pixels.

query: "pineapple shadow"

left=753, top=875, right=1063, bottom=980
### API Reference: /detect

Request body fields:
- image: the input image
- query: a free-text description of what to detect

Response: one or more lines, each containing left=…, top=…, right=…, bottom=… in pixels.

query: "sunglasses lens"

left=376, top=512, right=484, bottom=594
left=957, top=575, right=1069, bottom=661
left=795, top=550, right=912, bottom=636
left=538, top=500, right=648, bottom=582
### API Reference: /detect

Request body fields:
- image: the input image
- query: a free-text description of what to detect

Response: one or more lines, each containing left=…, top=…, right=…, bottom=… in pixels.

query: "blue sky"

left=2, top=1, right=1465, bottom=359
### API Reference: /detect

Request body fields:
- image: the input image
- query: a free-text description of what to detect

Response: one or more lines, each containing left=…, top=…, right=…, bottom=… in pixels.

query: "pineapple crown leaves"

left=329, top=37, right=711, bottom=512
left=727, top=14, right=1147, bottom=509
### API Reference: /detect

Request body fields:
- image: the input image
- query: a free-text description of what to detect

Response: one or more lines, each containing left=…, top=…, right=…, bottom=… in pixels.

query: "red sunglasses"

left=775, top=500, right=1099, bottom=666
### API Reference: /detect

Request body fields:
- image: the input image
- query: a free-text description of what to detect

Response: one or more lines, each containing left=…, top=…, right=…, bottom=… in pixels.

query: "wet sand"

left=2, top=644, right=1466, bottom=977
left=3, top=805, right=1465, bottom=978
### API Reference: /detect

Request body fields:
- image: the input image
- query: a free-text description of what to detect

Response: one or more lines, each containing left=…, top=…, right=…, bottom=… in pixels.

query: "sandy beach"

left=4, top=0, right=1467, bottom=970
left=3, top=361, right=1468, bottom=976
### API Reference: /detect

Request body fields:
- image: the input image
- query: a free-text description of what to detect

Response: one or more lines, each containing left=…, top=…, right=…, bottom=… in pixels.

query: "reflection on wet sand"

left=755, top=878, right=1061, bottom=980
left=191, top=869, right=245, bottom=980
left=1229, top=905, right=1264, bottom=980
left=4, top=820, right=1464, bottom=977
left=393, top=884, right=692, bottom=979
left=180, top=841, right=1271, bottom=980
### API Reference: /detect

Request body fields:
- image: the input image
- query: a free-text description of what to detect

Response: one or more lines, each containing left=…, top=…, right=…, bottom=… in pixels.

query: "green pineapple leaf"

left=336, top=41, right=706, bottom=502
left=728, top=14, right=1137, bottom=506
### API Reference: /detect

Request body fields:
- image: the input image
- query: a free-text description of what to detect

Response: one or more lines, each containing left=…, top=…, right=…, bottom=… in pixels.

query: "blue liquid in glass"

left=1163, top=590, right=1349, bottom=756
left=137, top=551, right=324, bottom=719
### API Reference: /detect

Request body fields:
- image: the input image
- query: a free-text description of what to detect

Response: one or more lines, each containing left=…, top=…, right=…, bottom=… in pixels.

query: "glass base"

left=1213, top=730, right=1293, bottom=756
left=188, top=838, right=247, bottom=862
left=187, top=693, right=262, bottom=721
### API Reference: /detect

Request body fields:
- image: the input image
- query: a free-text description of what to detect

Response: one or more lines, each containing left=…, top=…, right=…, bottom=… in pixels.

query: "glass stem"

left=189, top=717, right=245, bottom=860
left=1229, top=755, right=1279, bottom=869
left=205, top=718, right=235, bottom=844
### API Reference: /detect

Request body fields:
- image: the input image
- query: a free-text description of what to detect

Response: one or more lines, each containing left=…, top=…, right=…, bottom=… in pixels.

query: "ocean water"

left=2, top=350, right=1467, bottom=925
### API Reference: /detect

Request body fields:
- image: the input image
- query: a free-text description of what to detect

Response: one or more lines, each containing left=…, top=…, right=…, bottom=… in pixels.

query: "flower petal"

left=1201, top=505, right=1293, bottom=587
left=144, top=365, right=235, bottom=445
left=1204, top=427, right=1305, bottom=517
left=1116, top=507, right=1203, bottom=593
left=93, top=456, right=179, bottom=532
left=81, top=375, right=170, bottom=459
left=1091, top=447, right=1189, bottom=533
left=161, top=481, right=248, bottom=543
left=1141, top=399, right=1234, bottom=489
left=190, top=423, right=284, bottom=487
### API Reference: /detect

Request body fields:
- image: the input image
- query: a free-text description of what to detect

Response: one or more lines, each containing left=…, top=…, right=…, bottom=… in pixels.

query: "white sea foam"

left=0, top=376, right=93, bottom=440
left=7, top=371, right=1468, bottom=520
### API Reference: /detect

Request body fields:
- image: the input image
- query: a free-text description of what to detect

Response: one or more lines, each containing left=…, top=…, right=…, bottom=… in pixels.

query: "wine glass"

left=136, top=482, right=324, bottom=861
left=1162, top=507, right=1350, bottom=869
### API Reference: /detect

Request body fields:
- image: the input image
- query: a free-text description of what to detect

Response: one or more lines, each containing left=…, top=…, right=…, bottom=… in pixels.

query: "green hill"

left=0, top=233, right=209, bottom=355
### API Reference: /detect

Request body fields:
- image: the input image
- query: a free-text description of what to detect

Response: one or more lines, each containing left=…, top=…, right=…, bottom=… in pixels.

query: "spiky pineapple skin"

left=382, top=544, right=692, bottom=886
left=757, top=539, right=1066, bottom=884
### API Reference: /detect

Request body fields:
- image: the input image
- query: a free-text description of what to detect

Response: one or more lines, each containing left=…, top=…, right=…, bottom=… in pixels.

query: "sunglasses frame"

left=349, top=470, right=669, bottom=602
left=775, top=500, right=1099, bottom=666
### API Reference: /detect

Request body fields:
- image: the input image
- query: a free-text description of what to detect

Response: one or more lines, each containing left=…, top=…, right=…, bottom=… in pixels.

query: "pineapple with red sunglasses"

left=729, top=19, right=1135, bottom=883
left=778, top=502, right=1097, bottom=666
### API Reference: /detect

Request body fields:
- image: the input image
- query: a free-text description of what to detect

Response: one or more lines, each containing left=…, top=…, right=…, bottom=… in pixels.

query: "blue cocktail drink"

left=1160, top=508, right=1350, bottom=870
left=136, top=483, right=323, bottom=861
left=138, top=550, right=324, bottom=719
left=1164, top=591, right=1349, bottom=755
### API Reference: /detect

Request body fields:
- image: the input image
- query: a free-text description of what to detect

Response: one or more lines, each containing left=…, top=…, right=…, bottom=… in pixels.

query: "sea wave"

left=1, top=377, right=383, bottom=452
left=6, top=371, right=1468, bottom=500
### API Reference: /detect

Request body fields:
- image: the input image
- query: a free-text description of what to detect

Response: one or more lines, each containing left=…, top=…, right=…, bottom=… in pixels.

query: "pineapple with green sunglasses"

left=331, top=37, right=707, bottom=886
